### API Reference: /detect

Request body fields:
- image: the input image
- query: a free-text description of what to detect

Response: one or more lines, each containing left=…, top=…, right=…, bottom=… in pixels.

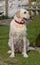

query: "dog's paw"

left=7, top=50, right=11, bottom=54
left=23, top=54, right=28, bottom=58
left=9, top=54, right=15, bottom=58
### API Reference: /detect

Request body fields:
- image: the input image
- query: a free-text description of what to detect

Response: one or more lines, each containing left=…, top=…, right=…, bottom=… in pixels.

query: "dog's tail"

left=27, top=47, right=35, bottom=51
left=27, top=47, right=40, bottom=53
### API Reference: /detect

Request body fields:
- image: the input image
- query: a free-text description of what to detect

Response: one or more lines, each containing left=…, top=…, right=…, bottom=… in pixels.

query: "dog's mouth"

left=23, top=18, right=29, bottom=22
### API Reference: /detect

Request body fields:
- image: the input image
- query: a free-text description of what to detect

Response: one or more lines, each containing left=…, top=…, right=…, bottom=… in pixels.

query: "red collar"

left=15, top=20, right=25, bottom=25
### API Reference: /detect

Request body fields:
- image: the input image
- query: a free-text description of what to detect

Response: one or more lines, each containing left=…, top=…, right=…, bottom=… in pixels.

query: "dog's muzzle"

left=22, top=17, right=30, bottom=22
left=23, top=16, right=33, bottom=22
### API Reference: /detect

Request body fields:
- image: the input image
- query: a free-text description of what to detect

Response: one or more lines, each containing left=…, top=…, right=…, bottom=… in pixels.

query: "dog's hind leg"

left=26, top=39, right=30, bottom=49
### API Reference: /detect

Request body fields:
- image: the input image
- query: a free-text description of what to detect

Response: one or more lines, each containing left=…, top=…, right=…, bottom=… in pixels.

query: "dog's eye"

left=24, top=12, right=26, bottom=14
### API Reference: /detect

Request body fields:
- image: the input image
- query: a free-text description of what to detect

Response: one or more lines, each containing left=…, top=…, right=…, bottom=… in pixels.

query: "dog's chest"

left=11, top=20, right=27, bottom=36
left=14, top=22, right=26, bottom=33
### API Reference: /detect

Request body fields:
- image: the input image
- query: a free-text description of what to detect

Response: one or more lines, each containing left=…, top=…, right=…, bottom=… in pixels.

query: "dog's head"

left=14, top=9, right=30, bottom=23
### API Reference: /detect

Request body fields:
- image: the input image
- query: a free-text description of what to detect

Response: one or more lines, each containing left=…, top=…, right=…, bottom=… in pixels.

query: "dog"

left=8, top=8, right=30, bottom=58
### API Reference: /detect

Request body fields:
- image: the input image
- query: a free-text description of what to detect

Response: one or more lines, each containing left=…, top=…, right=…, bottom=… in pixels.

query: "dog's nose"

left=30, top=16, right=33, bottom=20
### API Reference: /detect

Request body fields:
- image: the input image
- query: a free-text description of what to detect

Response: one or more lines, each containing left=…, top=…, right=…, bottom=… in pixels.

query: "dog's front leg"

left=10, top=37, right=15, bottom=58
left=23, top=36, right=28, bottom=58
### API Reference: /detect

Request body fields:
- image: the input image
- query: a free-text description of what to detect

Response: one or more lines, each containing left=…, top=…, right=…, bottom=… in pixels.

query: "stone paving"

left=0, top=19, right=12, bottom=25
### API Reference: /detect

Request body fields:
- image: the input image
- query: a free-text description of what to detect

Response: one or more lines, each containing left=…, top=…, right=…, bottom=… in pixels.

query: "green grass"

left=0, top=15, right=40, bottom=65
left=27, top=15, right=40, bottom=43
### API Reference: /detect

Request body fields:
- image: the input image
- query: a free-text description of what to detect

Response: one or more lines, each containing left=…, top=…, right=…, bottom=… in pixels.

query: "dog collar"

left=15, top=20, right=25, bottom=25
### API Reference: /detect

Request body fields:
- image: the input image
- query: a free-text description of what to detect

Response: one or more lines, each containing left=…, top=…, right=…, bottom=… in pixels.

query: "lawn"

left=27, top=15, right=40, bottom=43
left=0, top=15, right=40, bottom=65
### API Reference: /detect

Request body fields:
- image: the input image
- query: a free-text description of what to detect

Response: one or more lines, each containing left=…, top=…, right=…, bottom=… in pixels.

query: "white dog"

left=8, top=9, right=30, bottom=58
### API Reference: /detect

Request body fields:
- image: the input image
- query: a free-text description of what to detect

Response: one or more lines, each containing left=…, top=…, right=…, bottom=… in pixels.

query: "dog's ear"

left=16, top=10, right=20, bottom=18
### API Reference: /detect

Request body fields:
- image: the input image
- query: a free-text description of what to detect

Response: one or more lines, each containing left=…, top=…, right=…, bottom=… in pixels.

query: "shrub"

left=0, top=15, right=9, bottom=20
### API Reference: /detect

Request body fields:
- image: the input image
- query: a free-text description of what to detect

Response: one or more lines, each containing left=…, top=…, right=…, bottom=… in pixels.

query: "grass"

left=27, top=15, right=40, bottom=43
left=0, top=15, right=40, bottom=65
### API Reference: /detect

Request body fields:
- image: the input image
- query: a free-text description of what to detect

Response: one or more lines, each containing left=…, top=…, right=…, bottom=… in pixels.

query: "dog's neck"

left=14, top=15, right=25, bottom=25
left=14, top=15, right=22, bottom=22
